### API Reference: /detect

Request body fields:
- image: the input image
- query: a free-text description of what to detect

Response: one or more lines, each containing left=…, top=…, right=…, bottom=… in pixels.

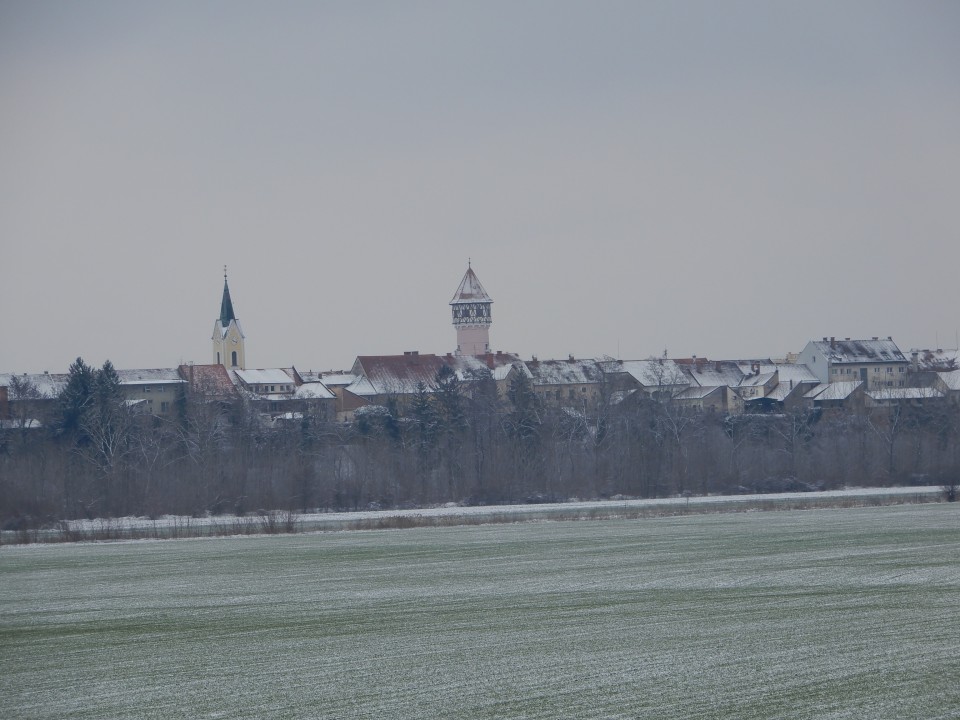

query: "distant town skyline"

left=2, top=2, right=959, bottom=374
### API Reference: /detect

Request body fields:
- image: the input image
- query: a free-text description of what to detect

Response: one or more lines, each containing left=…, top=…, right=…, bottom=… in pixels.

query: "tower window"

left=231, top=351, right=238, bottom=366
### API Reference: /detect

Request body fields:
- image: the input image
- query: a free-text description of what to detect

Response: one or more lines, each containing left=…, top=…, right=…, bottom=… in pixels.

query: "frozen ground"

left=2, top=503, right=958, bottom=719
left=55, top=485, right=944, bottom=537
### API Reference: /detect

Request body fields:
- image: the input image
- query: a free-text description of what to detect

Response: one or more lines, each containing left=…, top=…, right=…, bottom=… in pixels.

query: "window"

left=160, top=401, right=170, bottom=413
left=899, top=367, right=905, bottom=373
left=231, top=351, right=238, bottom=366
left=886, top=367, right=893, bottom=374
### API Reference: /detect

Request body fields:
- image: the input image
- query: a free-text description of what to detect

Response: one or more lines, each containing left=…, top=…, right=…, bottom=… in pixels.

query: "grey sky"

left=2, top=1, right=959, bottom=374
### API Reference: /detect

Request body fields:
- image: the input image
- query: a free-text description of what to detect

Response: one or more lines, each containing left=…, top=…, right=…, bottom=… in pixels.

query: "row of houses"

left=4, top=337, right=960, bottom=429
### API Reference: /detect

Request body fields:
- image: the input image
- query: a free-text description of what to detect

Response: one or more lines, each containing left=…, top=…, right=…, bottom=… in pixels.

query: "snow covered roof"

left=525, top=358, right=604, bottom=386
left=764, top=382, right=804, bottom=401
left=766, top=363, right=819, bottom=384
left=318, top=372, right=358, bottom=387
left=805, top=381, right=862, bottom=401
left=344, top=376, right=378, bottom=397
left=738, top=371, right=777, bottom=388
left=909, top=348, right=960, bottom=372
left=678, top=386, right=723, bottom=400
left=351, top=352, right=520, bottom=396
left=450, top=265, right=492, bottom=305
left=602, top=359, right=688, bottom=388
left=117, top=368, right=184, bottom=385
left=937, top=369, right=960, bottom=391
left=809, top=338, right=906, bottom=364
left=295, top=383, right=336, bottom=400
left=866, top=388, right=943, bottom=401
left=0, top=373, right=69, bottom=398
left=678, top=359, right=745, bottom=388
left=234, top=368, right=295, bottom=386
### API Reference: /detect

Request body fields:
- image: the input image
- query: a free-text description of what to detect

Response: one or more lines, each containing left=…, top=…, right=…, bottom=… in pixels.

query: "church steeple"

left=219, top=267, right=236, bottom=327
left=451, top=261, right=493, bottom=356
left=212, top=267, right=246, bottom=369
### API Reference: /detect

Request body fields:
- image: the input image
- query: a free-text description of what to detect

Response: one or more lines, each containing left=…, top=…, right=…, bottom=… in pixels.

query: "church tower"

left=450, top=262, right=493, bottom=356
left=212, top=268, right=246, bottom=369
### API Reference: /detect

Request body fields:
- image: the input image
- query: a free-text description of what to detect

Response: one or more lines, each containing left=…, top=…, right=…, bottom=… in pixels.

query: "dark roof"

left=352, top=352, right=519, bottom=395
left=811, top=338, right=906, bottom=364
left=450, top=265, right=492, bottom=305
left=219, top=276, right=236, bottom=326
left=525, top=358, right=604, bottom=386
left=178, top=364, right=239, bottom=397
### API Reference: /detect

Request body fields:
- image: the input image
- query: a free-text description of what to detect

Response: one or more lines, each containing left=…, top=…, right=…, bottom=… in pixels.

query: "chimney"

left=830, top=337, right=836, bottom=349
left=568, top=354, right=575, bottom=362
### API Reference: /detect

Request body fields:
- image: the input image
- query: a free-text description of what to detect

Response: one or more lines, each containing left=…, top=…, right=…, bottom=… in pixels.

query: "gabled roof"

left=234, top=368, right=294, bottom=386
left=318, top=372, right=358, bottom=387
left=525, top=358, right=604, bottom=386
left=117, top=368, right=184, bottom=385
left=804, top=381, right=862, bottom=401
left=936, top=369, right=960, bottom=391
left=678, top=386, right=723, bottom=400
left=450, top=265, right=492, bottom=305
left=677, top=359, right=745, bottom=388
left=762, top=363, right=819, bottom=384
left=738, top=371, right=777, bottom=388
left=910, top=348, right=960, bottom=372
left=294, top=383, right=336, bottom=400
left=0, top=373, right=69, bottom=398
left=809, top=338, right=906, bottom=364
left=601, top=359, right=688, bottom=388
left=351, top=352, right=520, bottom=396
left=178, top=364, right=239, bottom=397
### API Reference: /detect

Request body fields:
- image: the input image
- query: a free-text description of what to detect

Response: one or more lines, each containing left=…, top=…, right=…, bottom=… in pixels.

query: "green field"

left=2, top=505, right=959, bottom=719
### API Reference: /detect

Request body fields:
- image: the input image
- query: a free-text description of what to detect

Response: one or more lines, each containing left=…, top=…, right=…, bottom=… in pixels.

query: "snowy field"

left=44, top=485, right=945, bottom=540
left=2, top=504, right=959, bottom=719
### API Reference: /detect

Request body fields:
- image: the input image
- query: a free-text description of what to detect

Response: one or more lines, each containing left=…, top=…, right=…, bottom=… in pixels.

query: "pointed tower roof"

left=219, top=268, right=236, bottom=326
left=450, top=263, right=492, bottom=305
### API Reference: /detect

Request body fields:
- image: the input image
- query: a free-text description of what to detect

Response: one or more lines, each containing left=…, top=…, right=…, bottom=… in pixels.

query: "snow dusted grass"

left=4, top=485, right=944, bottom=544
left=2, top=504, right=959, bottom=719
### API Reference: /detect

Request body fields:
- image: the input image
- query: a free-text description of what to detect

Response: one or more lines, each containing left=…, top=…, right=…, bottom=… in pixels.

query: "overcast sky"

left=2, top=1, right=959, bottom=374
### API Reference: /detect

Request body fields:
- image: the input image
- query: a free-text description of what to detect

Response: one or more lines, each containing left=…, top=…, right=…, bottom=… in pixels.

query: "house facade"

left=797, top=337, right=908, bottom=390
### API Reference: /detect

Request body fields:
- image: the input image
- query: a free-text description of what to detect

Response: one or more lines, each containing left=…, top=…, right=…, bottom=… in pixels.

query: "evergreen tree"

left=59, top=357, right=95, bottom=437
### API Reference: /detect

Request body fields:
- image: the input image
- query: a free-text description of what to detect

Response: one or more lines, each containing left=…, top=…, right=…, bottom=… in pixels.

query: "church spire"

left=212, top=267, right=245, bottom=369
left=220, top=266, right=236, bottom=327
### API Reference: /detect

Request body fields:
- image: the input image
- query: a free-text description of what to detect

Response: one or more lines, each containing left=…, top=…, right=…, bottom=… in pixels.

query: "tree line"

left=2, top=357, right=958, bottom=529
